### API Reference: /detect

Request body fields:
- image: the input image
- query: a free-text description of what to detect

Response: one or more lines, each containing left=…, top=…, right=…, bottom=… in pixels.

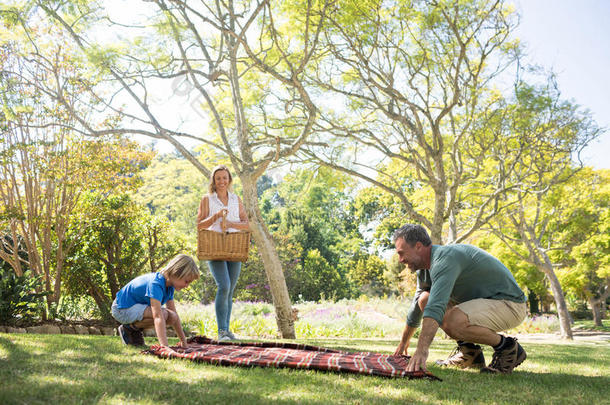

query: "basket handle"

left=221, top=210, right=228, bottom=232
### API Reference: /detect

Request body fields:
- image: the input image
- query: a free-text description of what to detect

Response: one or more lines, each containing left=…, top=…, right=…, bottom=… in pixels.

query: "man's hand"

left=395, top=325, right=417, bottom=357
left=405, top=317, right=439, bottom=372
left=406, top=348, right=429, bottom=372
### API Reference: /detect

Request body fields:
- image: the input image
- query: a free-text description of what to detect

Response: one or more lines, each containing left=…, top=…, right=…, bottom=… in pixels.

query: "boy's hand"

left=160, top=345, right=177, bottom=355
left=394, top=342, right=409, bottom=356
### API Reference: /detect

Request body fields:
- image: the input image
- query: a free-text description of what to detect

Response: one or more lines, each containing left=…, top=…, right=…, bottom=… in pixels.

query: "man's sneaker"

left=225, top=330, right=237, bottom=340
left=481, top=337, right=527, bottom=374
left=218, top=330, right=232, bottom=342
left=436, top=342, right=486, bottom=369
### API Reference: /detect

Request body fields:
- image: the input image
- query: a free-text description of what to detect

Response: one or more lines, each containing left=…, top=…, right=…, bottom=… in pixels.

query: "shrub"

left=291, top=249, right=347, bottom=302
left=0, top=267, right=47, bottom=325
left=64, top=193, right=184, bottom=319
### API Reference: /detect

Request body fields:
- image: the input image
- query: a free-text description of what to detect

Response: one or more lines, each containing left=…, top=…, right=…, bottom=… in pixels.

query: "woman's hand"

left=215, top=209, right=228, bottom=221
left=216, top=209, right=227, bottom=231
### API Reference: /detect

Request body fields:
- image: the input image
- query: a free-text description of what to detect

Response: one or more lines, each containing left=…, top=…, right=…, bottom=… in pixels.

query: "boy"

left=111, top=254, right=199, bottom=348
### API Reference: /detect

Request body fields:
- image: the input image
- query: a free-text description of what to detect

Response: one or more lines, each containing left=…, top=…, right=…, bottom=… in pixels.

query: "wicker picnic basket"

left=197, top=229, right=251, bottom=262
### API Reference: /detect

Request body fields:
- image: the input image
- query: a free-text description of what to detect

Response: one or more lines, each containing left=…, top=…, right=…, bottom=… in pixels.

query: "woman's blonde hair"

left=208, top=165, right=233, bottom=194
left=160, top=254, right=200, bottom=280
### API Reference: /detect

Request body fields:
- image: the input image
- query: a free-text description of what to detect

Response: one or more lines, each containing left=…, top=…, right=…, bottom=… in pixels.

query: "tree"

left=31, top=0, right=332, bottom=337
left=0, top=28, right=152, bottom=316
left=260, top=166, right=365, bottom=298
left=348, top=254, right=389, bottom=297
left=263, top=167, right=361, bottom=263
left=134, top=153, right=207, bottom=245
left=64, top=193, right=183, bottom=320
left=302, top=0, right=527, bottom=244
left=292, top=249, right=345, bottom=301
left=551, top=169, right=610, bottom=326
left=484, top=81, right=600, bottom=339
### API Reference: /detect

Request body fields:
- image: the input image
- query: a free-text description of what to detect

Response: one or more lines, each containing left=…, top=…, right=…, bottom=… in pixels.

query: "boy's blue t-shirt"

left=115, top=272, right=175, bottom=309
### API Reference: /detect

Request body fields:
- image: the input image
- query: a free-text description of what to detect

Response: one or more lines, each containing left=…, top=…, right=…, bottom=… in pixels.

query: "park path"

left=515, top=330, right=610, bottom=344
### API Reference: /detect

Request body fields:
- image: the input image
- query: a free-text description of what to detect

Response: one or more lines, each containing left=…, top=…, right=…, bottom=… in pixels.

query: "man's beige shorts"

left=457, top=298, right=527, bottom=332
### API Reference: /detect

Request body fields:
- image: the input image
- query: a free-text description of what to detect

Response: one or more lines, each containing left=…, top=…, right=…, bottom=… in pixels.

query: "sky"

left=513, top=0, right=610, bottom=169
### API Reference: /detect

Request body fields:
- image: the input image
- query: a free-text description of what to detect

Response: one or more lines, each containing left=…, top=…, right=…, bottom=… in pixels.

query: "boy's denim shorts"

left=111, top=299, right=148, bottom=325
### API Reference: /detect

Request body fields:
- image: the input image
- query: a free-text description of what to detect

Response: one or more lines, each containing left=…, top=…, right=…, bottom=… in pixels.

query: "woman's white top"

left=207, top=191, right=241, bottom=233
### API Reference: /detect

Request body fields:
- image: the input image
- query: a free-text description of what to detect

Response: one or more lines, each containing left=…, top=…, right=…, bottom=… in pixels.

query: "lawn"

left=1, top=333, right=608, bottom=405
left=573, top=319, right=610, bottom=333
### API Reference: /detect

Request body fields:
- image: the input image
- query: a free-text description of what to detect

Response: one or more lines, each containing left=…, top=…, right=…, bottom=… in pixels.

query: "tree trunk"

left=589, top=296, right=603, bottom=327
left=447, top=209, right=457, bottom=244
left=588, top=282, right=609, bottom=326
left=597, top=281, right=609, bottom=321
left=88, top=281, right=113, bottom=321
left=240, top=174, right=295, bottom=338
left=541, top=264, right=573, bottom=339
left=429, top=223, right=444, bottom=245
left=528, top=290, right=540, bottom=315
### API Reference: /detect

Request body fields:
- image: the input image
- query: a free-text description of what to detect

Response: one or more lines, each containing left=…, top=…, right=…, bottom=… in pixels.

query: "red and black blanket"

left=144, top=335, right=440, bottom=381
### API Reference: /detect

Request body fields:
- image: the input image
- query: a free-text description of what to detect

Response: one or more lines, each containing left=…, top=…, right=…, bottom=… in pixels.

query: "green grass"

left=1, top=333, right=608, bottom=404
left=573, top=319, right=610, bottom=332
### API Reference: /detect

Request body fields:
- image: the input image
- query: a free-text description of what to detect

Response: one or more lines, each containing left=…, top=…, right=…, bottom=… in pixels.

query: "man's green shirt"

left=406, top=244, right=526, bottom=327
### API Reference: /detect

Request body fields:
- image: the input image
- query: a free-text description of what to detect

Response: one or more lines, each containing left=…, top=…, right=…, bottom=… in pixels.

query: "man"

left=393, top=224, right=528, bottom=374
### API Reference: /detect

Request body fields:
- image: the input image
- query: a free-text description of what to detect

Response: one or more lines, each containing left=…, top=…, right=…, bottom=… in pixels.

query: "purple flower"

left=245, top=283, right=258, bottom=289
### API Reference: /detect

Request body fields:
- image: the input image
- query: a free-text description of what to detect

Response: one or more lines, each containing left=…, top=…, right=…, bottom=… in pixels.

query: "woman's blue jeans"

left=207, top=260, right=242, bottom=332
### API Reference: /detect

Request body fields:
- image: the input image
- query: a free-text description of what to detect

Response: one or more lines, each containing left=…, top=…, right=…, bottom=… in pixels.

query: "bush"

left=54, top=295, right=103, bottom=322
left=0, top=267, right=47, bottom=325
left=291, top=249, right=348, bottom=302
left=64, top=193, right=184, bottom=319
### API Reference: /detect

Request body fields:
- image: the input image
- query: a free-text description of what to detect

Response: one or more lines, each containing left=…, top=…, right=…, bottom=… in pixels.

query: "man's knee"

left=418, top=291, right=430, bottom=311
left=441, top=307, right=469, bottom=339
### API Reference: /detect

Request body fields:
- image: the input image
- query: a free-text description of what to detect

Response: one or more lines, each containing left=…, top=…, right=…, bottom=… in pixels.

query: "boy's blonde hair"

left=208, top=165, right=233, bottom=194
left=160, top=254, right=200, bottom=280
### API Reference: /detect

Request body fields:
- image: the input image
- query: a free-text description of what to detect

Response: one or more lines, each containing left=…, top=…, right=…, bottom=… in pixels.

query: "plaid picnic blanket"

left=144, top=335, right=441, bottom=381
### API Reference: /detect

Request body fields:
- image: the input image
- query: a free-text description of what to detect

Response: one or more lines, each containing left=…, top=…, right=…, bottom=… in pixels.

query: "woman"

left=197, top=165, right=250, bottom=341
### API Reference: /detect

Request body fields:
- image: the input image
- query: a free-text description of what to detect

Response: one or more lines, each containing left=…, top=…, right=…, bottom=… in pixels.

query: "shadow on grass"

left=0, top=334, right=608, bottom=405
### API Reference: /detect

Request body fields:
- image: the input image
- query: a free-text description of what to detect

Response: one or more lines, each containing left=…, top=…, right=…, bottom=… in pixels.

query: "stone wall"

left=0, top=324, right=178, bottom=337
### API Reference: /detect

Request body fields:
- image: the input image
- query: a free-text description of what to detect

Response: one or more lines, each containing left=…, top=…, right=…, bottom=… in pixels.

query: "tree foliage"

left=550, top=169, right=610, bottom=325
left=0, top=0, right=607, bottom=329
left=134, top=153, right=207, bottom=246
left=64, top=193, right=184, bottom=320
left=483, top=79, right=600, bottom=338
left=303, top=0, right=526, bottom=243
left=0, top=24, right=154, bottom=315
